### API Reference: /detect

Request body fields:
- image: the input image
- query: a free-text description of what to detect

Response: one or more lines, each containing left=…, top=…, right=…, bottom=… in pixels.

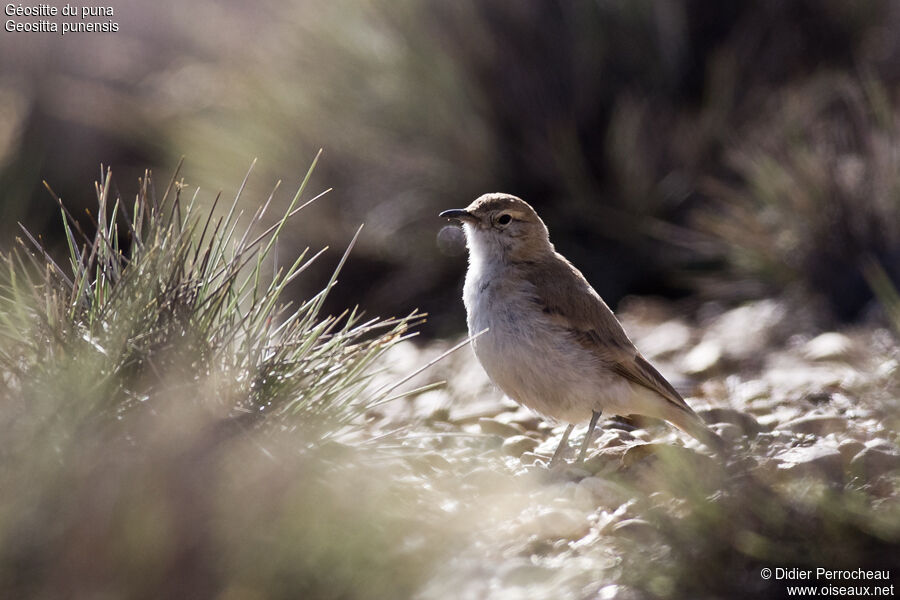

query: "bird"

left=440, top=193, right=724, bottom=466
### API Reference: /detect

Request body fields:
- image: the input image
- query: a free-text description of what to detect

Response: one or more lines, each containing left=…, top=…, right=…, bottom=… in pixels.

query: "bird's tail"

left=627, top=383, right=729, bottom=455
left=666, top=406, right=729, bottom=455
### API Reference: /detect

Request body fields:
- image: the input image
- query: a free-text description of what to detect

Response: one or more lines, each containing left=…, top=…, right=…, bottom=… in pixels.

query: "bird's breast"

left=461, top=261, right=615, bottom=422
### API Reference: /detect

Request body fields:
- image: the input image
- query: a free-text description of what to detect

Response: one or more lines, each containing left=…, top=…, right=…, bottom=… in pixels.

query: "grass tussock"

left=0, top=159, right=445, bottom=599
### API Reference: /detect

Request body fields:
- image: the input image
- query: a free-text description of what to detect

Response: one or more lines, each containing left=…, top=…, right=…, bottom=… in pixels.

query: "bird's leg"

left=577, top=410, right=602, bottom=463
left=549, top=423, right=575, bottom=467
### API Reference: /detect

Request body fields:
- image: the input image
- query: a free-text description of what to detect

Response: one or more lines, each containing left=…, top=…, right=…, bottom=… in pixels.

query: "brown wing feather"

left=611, top=353, right=694, bottom=414
left=523, top=253, right=694, bottom=415
left=523, top=252, right=725, bottom=452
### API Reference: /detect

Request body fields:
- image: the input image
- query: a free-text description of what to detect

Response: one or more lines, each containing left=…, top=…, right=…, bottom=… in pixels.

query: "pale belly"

left=463, top=276, right=633, bottom=423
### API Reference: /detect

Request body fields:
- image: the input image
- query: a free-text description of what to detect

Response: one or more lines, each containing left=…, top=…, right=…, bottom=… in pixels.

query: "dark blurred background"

left=3, top=0, right=900, bottom=336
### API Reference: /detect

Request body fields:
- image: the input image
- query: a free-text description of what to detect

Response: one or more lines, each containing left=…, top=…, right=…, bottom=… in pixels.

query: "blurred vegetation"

left=3, top=0, right=900, bottom=334
left=614, top=448, right=900, bottom=598
left=692, top=75, right=900, bottom=319
left=0, top=162, right=449, bottom=598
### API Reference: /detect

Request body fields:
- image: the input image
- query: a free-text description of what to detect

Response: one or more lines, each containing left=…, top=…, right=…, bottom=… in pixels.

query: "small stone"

left=638, top=320, right=692, bottom=358
left=865, top=439, right=896, bottom=451
left=775, top=445, right=844, bottom=482
left=596, top=429, right=633, bottom=448
left=478, top=417, right=524, bottom=438
left=756, top=408, right=803, bottom=428
left=535, top=433, right=567, bottom=458
left=583, top=446, right=629, bottom=475
left=704, top=299, right=787, bottom=361
left=682, top=341, right=723, bottom=375
left=519, top=452, right=544, bottom=467
left=428, top=407, right=451, bottom=422
left=713, top=422, right=744, bottom=443
left=630, top=429, right=652, bottom=442
left=837, top=439, right=865, bottom=464
left=777, top=415, right=847, bottom=436
left=730, top=379, right=771, bottom=403
left=451, top=396, right=518, bottom=424
left=619, top=443, right=655, bottom=467
left=494, top=407, right=542, bottom=431
left=534, top=508, right=589, bottom=539
left=421, top=451, right=453, bottom=471
left=803, top=332, right=855, bottom=362
left=876, top=359, right=898, bottom=380
left=502, top=435, right=540, bottom=457
left=577, top=477, right=634, bottom=507
left=595, top=584, right=645, bottom=600
left=537, top=421, right=556, bottom=433
left=850, top=447, right=900, bottom=479
left=697, top=407, right=765, bottom=435
left=754, top=430, right=798, bottom=449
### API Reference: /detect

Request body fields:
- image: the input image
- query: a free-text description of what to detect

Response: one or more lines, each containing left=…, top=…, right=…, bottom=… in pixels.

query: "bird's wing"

left=523, top=253, right=694, bottom=414
left=611, top=347, right=693, bottom=413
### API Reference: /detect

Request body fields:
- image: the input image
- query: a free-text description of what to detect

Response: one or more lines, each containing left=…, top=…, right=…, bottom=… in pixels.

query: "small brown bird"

left=441, top=193, right=724, bottom=466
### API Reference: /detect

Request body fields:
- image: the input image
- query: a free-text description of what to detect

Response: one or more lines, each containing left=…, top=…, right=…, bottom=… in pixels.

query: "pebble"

left=697, top=407, right=765, bottom=434
left=479, top=417, right=524, bottom=438
left=494, top=407, right=543, bottom=431
left=502, top=435, right=540, bottom=457
left=850, top=447, right=900, bottom=479
left=630, top=429, right=652, bottom=442
left=756, top=409, right=801, bottom=428
left=704, top=299, right=787, bottom=361
left=775, top=445, right=844, bottom=482
left=712, top=422, right=744, bottom=443
left=601, top=430, right=635, bottom=447
left=638, top=319, right=692, bottom=358
left=837, top=439, right=865, bottom=463
left=533, top=508, right=590, bottom=540
left=682, top=341, right=723, bottom=375
left=621, top=443, right=714, bottom=469
left=776, top=415, right=847, bottom=436
left=595, top=584, right=645, bottom=600
left=865, top=439, right=896, bottom=451
left=421, top=451, right=453, bottom=471
left=519, top=452, right=545, bottom=467
left=583, top=447, right=629, bottom=475
left=451, top=397, right=518, bottom=424
left=729, top=379, right=771, bottom=403
left=803, top=332, right=855, bottom=362
left=876, top=359, right=898, bottom=380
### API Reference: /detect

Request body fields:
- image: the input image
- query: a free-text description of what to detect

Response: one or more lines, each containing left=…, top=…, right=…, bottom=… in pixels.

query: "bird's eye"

left=496, top=213, right=512, bottom=226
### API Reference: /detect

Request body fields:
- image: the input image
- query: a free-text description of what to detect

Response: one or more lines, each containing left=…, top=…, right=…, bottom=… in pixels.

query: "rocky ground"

left=364, top=297, right=900, bottom=599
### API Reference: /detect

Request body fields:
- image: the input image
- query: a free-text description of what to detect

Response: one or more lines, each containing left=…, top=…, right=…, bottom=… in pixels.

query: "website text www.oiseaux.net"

left=760, top=567, right=895, bottom=597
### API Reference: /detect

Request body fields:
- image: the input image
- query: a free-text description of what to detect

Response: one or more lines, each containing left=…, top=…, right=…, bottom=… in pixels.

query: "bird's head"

left=440, top=193, right=552, bottom=262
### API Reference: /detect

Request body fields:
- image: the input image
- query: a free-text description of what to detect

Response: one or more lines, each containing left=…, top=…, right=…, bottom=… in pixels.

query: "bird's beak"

left=439, top=208, right=475, bottom=222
